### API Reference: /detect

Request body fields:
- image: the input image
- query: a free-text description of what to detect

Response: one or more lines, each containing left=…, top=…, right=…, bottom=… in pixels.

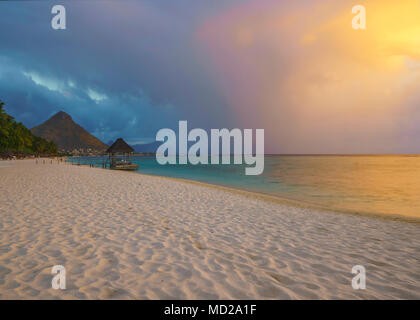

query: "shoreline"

left=0, top=159, right=419, bottom=299
left=66, top=158, right=420, bottom=225
left=143, top=173, right=420, bottom=225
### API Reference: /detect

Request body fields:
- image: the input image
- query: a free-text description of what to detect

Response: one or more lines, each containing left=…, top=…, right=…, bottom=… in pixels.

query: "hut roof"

left=106, top=138, right=134, bottom=154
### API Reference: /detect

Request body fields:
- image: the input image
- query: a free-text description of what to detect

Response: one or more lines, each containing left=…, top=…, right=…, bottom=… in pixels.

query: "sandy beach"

left=0, top=159, right=419, bottom=299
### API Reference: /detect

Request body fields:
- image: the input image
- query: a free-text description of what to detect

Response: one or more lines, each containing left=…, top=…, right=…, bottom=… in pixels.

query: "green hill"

left=0, top=100, right=57, bottom=156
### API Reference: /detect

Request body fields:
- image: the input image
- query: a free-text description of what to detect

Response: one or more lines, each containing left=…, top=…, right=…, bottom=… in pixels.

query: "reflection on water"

left=69, top=155, right=420, bottom=218
left=263, top=155, right=420, bottom=218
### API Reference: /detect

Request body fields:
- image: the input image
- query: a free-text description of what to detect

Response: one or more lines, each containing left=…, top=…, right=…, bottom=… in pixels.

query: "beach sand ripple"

left=0, top=160, right=419, bottom=299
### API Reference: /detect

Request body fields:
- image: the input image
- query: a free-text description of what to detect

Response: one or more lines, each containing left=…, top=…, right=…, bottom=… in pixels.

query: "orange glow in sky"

left=196, top=0, right=420, bottom=153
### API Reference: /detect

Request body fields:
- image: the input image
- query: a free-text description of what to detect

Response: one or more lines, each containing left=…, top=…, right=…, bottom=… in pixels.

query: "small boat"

left=110, top=159, right=139, bottom=171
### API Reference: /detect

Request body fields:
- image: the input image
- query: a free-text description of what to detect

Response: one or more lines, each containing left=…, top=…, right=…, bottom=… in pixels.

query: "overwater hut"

left=106, top=138, right=139, bottom=170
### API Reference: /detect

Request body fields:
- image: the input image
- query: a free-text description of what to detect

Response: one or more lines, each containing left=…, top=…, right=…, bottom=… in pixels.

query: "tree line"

left=0, top=100, right=57, bottom=155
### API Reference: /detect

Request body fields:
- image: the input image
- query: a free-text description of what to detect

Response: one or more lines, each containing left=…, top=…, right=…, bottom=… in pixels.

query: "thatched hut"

left=106, top=138, right=138, bottom=170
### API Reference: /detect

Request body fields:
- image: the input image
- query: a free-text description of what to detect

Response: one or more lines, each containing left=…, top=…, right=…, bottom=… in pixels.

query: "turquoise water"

left=68, top=155, right=420, bottom=218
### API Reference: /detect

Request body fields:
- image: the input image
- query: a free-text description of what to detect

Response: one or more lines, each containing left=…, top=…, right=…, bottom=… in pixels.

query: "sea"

left=68, top=155, right=420, bottom=219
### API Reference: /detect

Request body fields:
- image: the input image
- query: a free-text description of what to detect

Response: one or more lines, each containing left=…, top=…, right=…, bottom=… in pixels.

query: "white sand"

left=0, top=159, right=419, bottom=299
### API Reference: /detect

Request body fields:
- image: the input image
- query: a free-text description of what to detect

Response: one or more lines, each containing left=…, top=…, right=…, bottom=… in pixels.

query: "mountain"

left=131, top=141, right=161, bottom=154
left=31, top=111, right=107, bottom=153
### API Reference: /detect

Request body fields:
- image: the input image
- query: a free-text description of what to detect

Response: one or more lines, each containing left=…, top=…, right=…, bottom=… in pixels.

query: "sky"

left=0, top=0, right=419, bottom=153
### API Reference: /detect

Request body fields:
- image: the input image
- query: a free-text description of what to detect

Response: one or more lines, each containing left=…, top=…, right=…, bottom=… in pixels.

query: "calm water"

left=69, top=155, right=420, bottom=218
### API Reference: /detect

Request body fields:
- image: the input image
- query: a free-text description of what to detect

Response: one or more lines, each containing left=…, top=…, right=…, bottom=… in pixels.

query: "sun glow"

left=196, top=0, right=420, bottom=153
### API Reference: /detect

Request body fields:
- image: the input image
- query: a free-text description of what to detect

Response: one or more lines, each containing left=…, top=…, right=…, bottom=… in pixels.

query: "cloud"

left=0, top=1, right=236, bottom=144
left=86, top=88, right=107, bottom=103
left=23, top=71, right=62, bottom=93
left=196, top=0, right=420, bottom=153
left=0, top=0, right=419, bottom=153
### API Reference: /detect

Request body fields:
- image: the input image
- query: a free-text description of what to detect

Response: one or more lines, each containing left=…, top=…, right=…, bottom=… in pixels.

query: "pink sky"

left=196, top=0, right=420, bottom=153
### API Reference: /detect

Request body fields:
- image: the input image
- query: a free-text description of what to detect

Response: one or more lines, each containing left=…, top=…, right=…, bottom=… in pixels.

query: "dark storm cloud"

left=0, top=0, right=238, bottom=143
